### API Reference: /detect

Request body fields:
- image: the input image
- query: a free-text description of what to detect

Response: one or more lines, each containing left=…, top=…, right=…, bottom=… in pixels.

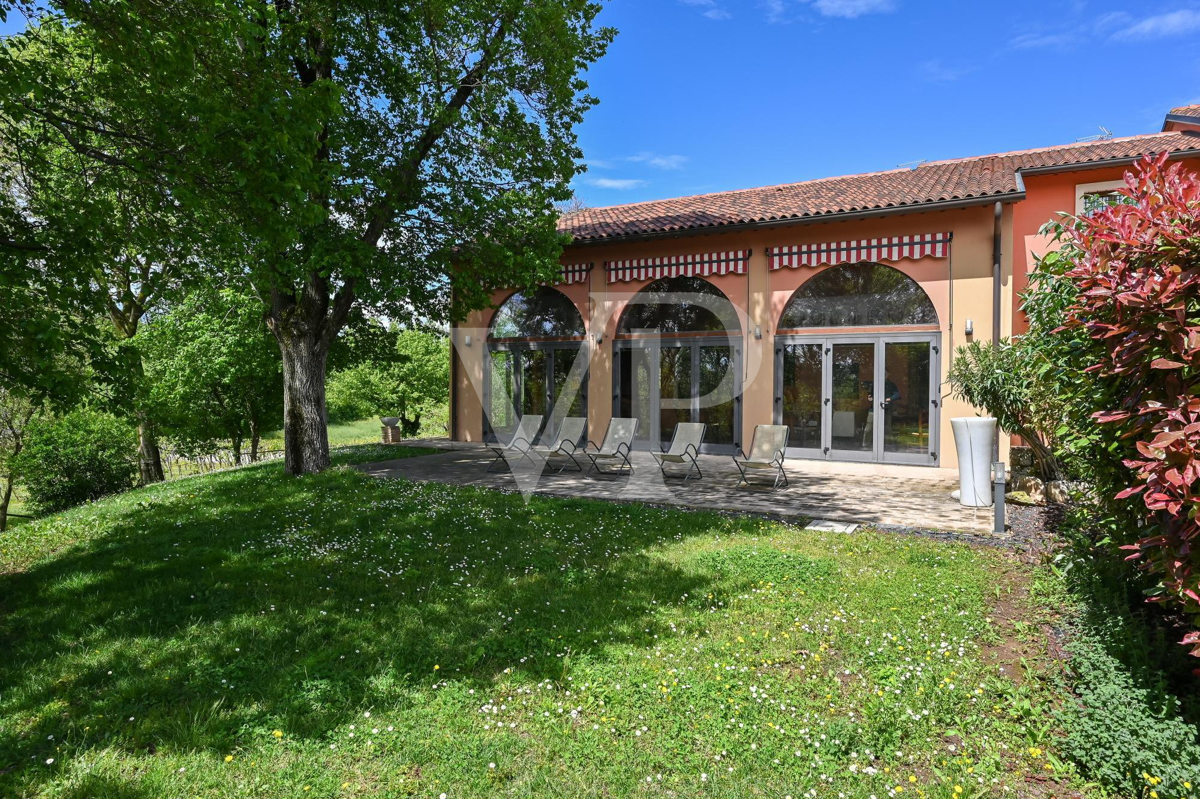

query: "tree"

left=6, top=1, right=613, bottom=476
left=0, top=386, right=41, bottom=532
left=1, top=15, right=219, bottom=481
left=326, top=328, right=449, bottom=433
left=138, top=284, right=283, bottom=463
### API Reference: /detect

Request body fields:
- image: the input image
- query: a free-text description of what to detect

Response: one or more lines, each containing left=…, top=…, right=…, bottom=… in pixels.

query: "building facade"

left=449, top=106, right=1200, bottom=472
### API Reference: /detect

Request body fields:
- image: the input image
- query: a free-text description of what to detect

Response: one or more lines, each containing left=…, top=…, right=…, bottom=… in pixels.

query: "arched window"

left=489, top=286, right=585, bottom=340
left=617, top=275, right=740, bottom=335
left=779, top=263, right=937, bottom=329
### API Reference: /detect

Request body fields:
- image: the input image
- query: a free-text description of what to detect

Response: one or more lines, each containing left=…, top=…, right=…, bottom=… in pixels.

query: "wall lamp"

left=964, top=318, right=974, bottom=336
left=594, top=331, right=604, bottom=344
left=754, top=325, right=763, bottom=340
left=463, top=334, right=473, bottom=347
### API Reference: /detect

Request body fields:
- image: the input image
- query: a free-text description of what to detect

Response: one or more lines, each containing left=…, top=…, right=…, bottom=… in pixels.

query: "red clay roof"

left=559, top=131, right=1200, bottom=244
left=1168, top=104, right=1200, bottom=117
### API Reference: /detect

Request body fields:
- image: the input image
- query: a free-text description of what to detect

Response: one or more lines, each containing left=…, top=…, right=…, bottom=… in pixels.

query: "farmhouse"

left=449, top=105, right=1200, bottom=470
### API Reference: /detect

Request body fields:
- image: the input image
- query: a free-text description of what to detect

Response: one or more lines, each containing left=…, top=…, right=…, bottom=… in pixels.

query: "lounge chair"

left=537, top=416, right=588, bottom=473
left=584, top=417, right=639, bottom=475
left=486, top=414, right=544, bottom=472
left=653, top=422, right=706, bottom=480
left=732, top=424, right=790, bottom=488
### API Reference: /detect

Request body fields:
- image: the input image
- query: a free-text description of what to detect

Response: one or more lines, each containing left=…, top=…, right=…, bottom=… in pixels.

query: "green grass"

left=261, top=415, right=448, bottom=451
left=0, top=444, right=1084, bottom=798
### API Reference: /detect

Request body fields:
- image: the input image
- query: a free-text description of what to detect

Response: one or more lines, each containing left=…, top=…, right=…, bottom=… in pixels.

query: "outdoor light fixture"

left=754, top=325, right=762, bottom=340
left=595, top=332, right=604, bottom=344
left=463, top=334, right=473, bottom=347
left=964, top=318, right=974, bottom=336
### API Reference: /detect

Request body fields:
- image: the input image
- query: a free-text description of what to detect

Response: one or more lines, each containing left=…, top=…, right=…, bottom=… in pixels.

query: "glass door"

left=828, top=341, right=877, bottom=462
left=776, top=341, right=825, bottom=458
left=880, top=338, right=937, bottom=465
left=774, top=334, right=939, bottom=465
left=485, top=345, right=587, bottom=443
left=614, top=338, right=741, bottom=454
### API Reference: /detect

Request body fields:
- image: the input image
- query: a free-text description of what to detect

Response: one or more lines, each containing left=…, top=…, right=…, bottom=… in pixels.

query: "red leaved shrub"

left=1059, top=153, right=1200, bottom=652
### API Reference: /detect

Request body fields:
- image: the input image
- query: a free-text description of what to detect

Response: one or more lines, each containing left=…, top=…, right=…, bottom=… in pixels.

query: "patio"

left=358, top=441, right=1002, bottom=535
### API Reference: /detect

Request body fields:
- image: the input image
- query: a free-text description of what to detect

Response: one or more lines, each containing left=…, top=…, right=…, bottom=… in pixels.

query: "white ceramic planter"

left=951, top=417, right=996, bottom=507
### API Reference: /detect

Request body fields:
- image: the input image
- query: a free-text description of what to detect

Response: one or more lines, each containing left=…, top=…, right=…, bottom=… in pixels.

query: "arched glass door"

left=485, top=287, right=588, bottom=443
left=613, top=276, right=742, bottom=454
left=774, top=264, right=940, bottom=465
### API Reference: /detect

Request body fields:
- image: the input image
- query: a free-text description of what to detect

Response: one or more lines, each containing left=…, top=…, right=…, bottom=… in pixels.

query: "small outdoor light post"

left=993, top=461, right=1006, bottom=535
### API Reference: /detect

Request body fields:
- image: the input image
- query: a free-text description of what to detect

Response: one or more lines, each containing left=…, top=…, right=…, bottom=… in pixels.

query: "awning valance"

left=558, top=263, right=593, bottom=284
left=768, top=233, right=951, bottom=270
left=606, top=250, right=751, bottom=283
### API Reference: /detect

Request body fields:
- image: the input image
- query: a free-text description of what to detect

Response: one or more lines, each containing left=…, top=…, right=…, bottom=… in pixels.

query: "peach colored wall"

left=452, top=204, right=1014, bottom=471
left=1011, top=158, right=1200, bottom=334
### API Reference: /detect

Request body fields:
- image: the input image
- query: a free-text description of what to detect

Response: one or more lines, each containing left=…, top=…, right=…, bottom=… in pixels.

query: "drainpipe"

left=991, top=202, right=1002, bottom=461
left=991, top=201, right=1005, bottom=534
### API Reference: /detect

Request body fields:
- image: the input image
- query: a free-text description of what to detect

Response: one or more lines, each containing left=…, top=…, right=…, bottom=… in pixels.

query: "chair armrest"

left=774, top=448, right=786, bottom=464
left=733, top=447, right=747, bottom=459
left=616, top=441, right=632, bottom=456
left=587, top=439, right=601, bottom=452
left=684, top=443, right=700, bottom=458
left=558, top=440, right=579, bottom=454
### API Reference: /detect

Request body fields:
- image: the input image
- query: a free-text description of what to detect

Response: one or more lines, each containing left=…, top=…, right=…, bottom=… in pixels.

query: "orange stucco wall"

left=1011, top=157, right=1200, bottom=333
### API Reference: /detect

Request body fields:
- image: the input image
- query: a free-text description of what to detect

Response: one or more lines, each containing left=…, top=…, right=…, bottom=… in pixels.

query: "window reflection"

left=618, top=275, right=738, bottom=334
left=490, top=286, right=585, bottom=339
left=779, top=263, right=937, bottom=329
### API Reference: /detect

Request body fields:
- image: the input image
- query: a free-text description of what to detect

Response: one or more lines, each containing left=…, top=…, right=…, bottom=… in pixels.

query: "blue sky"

left=4, top=2, right=1199, bottom=209
left=573, top=0, right=1200, bottom=207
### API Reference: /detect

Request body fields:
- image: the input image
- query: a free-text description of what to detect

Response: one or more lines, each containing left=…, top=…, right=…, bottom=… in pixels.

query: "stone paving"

left=359, top=440, right=1003, bottom=536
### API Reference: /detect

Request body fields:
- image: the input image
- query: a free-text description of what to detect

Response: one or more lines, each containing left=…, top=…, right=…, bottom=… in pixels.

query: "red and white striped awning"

left=558, top=263, right=592, bottom=284
left=606, top=250, right=751, bottom=283
left=768, top=233, right=951, bottom=270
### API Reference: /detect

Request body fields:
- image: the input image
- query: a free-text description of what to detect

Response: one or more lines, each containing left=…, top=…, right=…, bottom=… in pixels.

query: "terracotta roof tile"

left=559, top=131, right=1200, bottom=243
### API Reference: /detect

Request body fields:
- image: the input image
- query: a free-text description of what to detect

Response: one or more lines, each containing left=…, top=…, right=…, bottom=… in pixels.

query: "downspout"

left=991, top=201, right=1003, bottom=463
left=449, top=283, right=459, bottom=443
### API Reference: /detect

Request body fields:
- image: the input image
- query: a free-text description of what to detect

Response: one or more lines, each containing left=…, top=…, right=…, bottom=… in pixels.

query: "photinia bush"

left=1058, top=153, right=1200, bottom=653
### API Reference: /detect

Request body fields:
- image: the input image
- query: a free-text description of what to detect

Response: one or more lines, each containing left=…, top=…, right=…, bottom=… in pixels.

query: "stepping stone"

left=805, top=519, right=859, bottom=533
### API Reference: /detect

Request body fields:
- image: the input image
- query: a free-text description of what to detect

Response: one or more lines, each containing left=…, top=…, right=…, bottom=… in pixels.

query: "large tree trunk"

left=276, top=330, right=331, bottom=475
left=137, top=421, right=165, bottom=484
left=0, top=473, right=13, bottom=533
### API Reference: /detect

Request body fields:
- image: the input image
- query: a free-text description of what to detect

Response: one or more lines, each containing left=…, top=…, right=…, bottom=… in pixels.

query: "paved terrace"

left=359, top=441, right=1002, bottom=536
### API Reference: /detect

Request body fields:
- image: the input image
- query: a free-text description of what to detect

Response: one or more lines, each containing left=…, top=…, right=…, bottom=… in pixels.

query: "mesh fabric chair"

left=486, top=414, right=544, bottom=473
left=652, top=422, right=706, bottom=480
left=537, top=417, right=588, bottom=473
left=732, top=424, right=790, bottom=488
left=584, top=417, right=639, bottom=475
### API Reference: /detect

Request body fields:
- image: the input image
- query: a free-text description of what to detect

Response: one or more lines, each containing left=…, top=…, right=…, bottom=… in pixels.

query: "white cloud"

left=762, top=0, right=789, bottom=23
left=1112, top=9, right=1200, bottom=40
left=1009, top=31, right=1075, bottom=49
left=810, top=0, right=895, bottom=18
left=917, top=59, right=971, bottom=83
left=680, top=0, right=732, bottom=20
left=587, top=177, right=646, bottom=190
left=628, top=152, right=689, bottom=170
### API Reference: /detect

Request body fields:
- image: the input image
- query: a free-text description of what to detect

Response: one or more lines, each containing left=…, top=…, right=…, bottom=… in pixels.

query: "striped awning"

left=606, top=250, right=751, bottom=283
left=558, top=263, right=593, bottom=284
left=768, top=233, right=951, bottom=270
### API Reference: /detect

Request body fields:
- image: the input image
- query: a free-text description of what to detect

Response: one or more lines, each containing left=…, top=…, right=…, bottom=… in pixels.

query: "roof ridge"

left=564, top=132, right=1182, bottom=220
left=565, top=164, right=916, bottom=217
left=918, top=130, right=1178, bottom=167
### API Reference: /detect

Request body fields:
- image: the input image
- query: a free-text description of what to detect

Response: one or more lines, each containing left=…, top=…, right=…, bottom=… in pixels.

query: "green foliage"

left=326, top=329, right=449, bottom=428
left=1048, top=509, right=1200, bottom=796
left=138, top=285, right=282, bottom=455
left=11, top=407, right=136, bottom=513
left=948, top=339, right=1067, bottom=481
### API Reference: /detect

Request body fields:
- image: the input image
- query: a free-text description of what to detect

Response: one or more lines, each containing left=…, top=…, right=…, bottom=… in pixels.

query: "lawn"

left=0, top=445, right=1080, bottom=798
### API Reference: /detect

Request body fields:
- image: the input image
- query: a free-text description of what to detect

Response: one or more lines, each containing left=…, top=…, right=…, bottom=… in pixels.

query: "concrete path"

left=358, top=441, right=1001, bottom=535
